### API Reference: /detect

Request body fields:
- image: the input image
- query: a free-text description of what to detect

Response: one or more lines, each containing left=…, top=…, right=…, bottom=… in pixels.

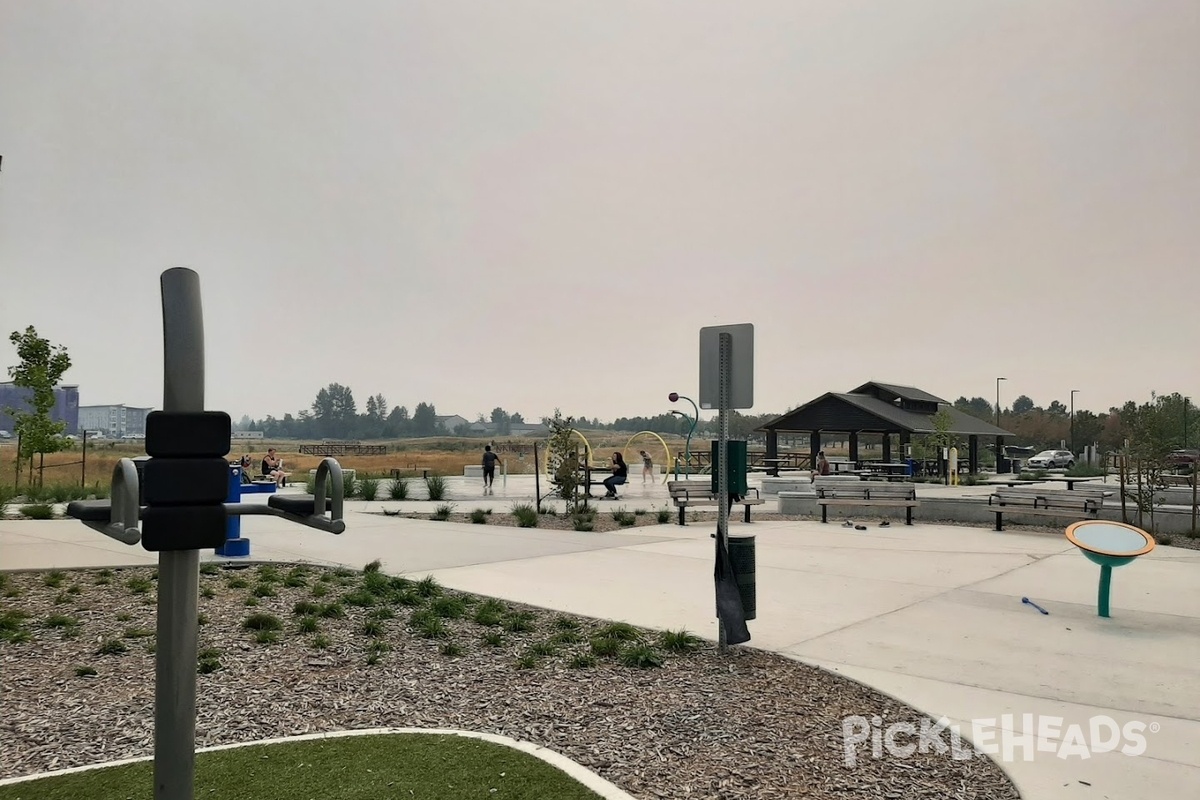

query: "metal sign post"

left=700, top=324, right=753, bottom=650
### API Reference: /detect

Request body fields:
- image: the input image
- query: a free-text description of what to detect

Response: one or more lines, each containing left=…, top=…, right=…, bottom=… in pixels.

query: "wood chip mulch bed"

left=0, top=565, right=1018, bottom=799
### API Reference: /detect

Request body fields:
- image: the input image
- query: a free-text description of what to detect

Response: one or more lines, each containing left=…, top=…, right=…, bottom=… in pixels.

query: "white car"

left=1026, top=449, right=1075, bottom=469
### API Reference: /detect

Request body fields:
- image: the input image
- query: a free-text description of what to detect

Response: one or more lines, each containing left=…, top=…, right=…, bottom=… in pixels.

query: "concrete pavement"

left=2, top=497, right=1198, bottom=800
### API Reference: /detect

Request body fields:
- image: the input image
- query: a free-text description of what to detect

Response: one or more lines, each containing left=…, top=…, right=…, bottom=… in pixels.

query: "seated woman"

left=811, top=451, right=831, bottom=482
left=239, top=454, right=253, bottom=484
left=261, top=448, right=287, bottom=487
left=602, top=452, right=628, bottom=498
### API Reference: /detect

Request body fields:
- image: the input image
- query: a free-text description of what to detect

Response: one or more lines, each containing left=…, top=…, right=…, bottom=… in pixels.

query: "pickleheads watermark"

left=842, top=714, right=1159, bottom=766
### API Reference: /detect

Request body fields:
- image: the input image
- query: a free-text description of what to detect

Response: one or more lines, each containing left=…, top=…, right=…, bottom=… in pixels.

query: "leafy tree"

left=1046, top=400, right=1068, bottom=417
left=310, top=383, right=357, bottom=438
left=511, top=411, right=525, bottom=424
left=490, top=407, right=511, bottom=435
left=953, top=396, right=995, bottom=422
left=1011, top=395, right=1036, bottom=415
left=545, top=410, right=582, bottom=508
left=6, top=326, right=72, bottom=484
left=410, top=402, right=439, bottom=436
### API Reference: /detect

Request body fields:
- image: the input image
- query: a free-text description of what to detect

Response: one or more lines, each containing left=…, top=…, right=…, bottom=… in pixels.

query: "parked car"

left=1165, top=449, right=1199, bottom=469
left=1026, top=449, right=1075, bottom=469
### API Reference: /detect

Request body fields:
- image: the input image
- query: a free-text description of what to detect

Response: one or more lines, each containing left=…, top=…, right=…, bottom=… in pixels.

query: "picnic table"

left=985, top=478, right=1041, bottom=487
left=1042, top=476, right=1102, bottom=491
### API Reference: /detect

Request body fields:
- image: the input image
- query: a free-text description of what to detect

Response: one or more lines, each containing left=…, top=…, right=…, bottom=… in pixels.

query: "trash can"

left=1011, top=459, right=1023, bottom=474
left=905, top=458, right=916, bottom=476
left=727, top=534, right=756, bottom=621
left=711, top=440, right=749, bottom=496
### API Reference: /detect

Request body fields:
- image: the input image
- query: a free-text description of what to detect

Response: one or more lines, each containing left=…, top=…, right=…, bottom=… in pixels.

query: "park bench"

left=391, top=467, right=432, bottom=480
left=667, top=480, right=763, bottom=526
left=987, top=487, right=1107, bottom=531
left=813, top=478, right=918, bottom=525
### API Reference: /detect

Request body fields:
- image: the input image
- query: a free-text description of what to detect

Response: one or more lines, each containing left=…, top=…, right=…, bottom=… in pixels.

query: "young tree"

left=1011, top=395, right=1036, bottom=415
left=6, top=326, right=73, bottom=484
left=545, top=409, right=582, bottom=508
left=410, top=402, right=439, bottom=436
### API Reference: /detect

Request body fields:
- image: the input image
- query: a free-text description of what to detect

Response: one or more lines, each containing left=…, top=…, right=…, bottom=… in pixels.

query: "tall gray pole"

left=156, top=268, right=205, bottom=800
left=715, top=333, right=732, bottom=651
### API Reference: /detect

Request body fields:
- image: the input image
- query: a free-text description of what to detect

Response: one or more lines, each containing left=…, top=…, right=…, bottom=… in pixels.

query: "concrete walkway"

left=2, top=502, right=1197, bottom=800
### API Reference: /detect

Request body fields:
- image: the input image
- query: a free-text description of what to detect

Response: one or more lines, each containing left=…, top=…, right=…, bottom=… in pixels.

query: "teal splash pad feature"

left=1065, top=520, right=1155, bottom=618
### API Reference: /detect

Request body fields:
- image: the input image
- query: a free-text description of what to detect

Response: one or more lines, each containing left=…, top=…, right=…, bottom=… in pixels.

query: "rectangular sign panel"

left=699, top=324, right=754, bottom=409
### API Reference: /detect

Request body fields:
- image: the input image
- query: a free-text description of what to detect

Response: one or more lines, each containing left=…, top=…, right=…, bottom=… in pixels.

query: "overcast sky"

left=1, top=1, right=1196, bottom=424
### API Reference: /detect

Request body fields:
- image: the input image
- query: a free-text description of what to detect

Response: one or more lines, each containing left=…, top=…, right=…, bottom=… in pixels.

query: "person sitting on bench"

left=603, top=452, right=628, bottom=498
left=261, top=448, right=287, bottom=487
left=811, top=451, right=831, bottom=482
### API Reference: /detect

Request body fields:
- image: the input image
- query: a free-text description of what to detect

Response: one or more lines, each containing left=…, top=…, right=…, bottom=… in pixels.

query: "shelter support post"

left=968, top=435, right=979, bottom=474
left=881, top=434, right=892, bottom=463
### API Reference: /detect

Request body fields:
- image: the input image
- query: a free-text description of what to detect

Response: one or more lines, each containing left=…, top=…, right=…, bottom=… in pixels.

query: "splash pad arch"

left=623, top=431, right=672, bottom=485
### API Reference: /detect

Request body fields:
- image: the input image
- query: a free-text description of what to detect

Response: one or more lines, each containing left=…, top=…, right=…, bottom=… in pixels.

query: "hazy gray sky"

left=2, top=1, right=1196, bottom=423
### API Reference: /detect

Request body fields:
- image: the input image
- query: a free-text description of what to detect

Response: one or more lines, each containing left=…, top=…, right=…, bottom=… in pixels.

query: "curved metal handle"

left=313, top=457, right=345, bottom=527
left=79, top=458, right=141, bottom=544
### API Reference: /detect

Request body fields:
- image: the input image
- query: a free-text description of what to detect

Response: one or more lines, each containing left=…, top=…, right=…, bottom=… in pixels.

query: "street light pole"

left=1185, top=396, right=1191, bottom=450
left=669, top=393, right=700, bottom=479
left=995, top=377, right=1006, bottom=428
left=1070, top=389, right=1080, bottom=456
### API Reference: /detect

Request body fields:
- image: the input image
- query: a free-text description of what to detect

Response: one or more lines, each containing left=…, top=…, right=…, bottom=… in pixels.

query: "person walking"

left=482, top=445, right=502, bottom=494
left=640, top=450, right=654, bottom=483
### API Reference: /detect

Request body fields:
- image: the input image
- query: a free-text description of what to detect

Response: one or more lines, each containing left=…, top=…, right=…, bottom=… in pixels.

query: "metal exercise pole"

left=716, top=332, right=732, bottom=651
left=156, top=268, right=204, bottom=800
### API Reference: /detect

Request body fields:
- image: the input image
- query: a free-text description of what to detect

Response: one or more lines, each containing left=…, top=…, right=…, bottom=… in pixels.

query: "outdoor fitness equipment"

left=1064, top=520, right=1155, bottom=618
left=65, top=268, right=347, bottom=800
left=621, top=431, right=672, bottom=485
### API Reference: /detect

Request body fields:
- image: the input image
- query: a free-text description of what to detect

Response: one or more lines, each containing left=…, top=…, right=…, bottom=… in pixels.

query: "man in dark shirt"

left=482, top=445, right=502, bottom=494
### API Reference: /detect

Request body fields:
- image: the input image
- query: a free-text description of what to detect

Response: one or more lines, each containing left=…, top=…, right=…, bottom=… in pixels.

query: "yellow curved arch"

left=622, top=431, right=673, bottom=485
left=542, top=429, right=594, bottom=474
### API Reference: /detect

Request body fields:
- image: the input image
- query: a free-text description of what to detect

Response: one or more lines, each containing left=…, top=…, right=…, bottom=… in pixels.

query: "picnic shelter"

left=758, top=381, right=1015, bottom=474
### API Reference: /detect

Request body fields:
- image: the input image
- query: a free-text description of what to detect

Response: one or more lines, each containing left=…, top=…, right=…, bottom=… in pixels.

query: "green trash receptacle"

left=727, top=534, right=756, bottom=621
left=711, top=440, right=749, bottom=496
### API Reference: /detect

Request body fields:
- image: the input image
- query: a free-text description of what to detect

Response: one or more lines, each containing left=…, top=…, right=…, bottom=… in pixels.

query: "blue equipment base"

left=216, top=538, right=251, bottom=558
left=241, top=482, right=277, bottom=494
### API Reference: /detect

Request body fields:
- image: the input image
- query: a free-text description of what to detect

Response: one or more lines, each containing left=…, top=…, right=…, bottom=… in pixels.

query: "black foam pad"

left=268, top=494, right=333, bottom=517
left=66, top=499, right=113, bottom=522
left=143, top=458, right=230, bottom=505
left=145, top=411, right=231, bottom=458
left=141, top=505, right=228, bottom=551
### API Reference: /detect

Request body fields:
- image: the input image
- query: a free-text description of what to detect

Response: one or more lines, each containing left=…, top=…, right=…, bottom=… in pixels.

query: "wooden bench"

left=1160, top=474, right=1196, bottom=488
left=391, top=467, right=432, bottom=480
left=987, top=487, right=1107, bottom=531
left=814, top=479, right=918, bottom=525
left=667, top=480, right=763, bottom=526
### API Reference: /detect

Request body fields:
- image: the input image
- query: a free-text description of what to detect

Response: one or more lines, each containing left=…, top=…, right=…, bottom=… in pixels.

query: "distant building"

left=78, top=404, right=153, bottom=438
left=0, top=382, right=79, bottom=435
left=435, top=414, right=470, bottom=432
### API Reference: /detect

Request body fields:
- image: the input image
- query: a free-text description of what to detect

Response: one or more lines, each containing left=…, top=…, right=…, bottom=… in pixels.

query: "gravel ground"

left=0, top=565, right=1018, bottom=799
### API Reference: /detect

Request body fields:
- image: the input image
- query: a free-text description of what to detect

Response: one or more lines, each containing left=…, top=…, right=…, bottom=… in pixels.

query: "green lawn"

left=0, top=733, right=604, bottom=800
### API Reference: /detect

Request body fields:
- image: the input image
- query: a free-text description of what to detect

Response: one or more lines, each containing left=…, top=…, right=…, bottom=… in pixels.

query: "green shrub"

left=469, top=509, right=487, bottom=524
left=359, top=478, right=380, bottom=501
left=126, top=577, right=153, bottom=595
left=514, top=654, right=540, bottom=670
left=388, top=478, right=409, bottom=500
left=342, top=589, right=377, bottom=608
left=200, top=563, right=220, bottom=576
left=412, top=611, right=448, bottom=639
left=20, top=504, right=54, bottom=520
left=620, top=644, right=664, bottom=669
left=96, top=639, right=127, bottom=655
left=431, top=503, right=455, bottom=521
left=392, top=589, right=424, bottom=607
left=342, top=476, right=358, bottom=498
left=634, top=508, right=646, bottom=516
left=256, top=565, right=282, bottom=583
left=242, top=612, right=282, bottom=631
left=415, top=576, right=442, bottom=598
left=659, top=629, right=702, bottom=653
left=538, top=506, right=558, bottom=516
left=481, top=631, right=504, bottom=647
left=251, top=583, right=276, bottom=598
left=571, top=516, right=594, bottom=532
left=424, top=475, right=448, bottom=501
left=1066, top=464, right=1106, bottom=478
left=552, top=615, right=580, bottom=631
left=511, top=503, right=538, bottom=528
left=368, top=606, right=395, bottom=620
left=44, top=613, right=78, bottom=629
left=362, top=571, right=390, bottom=596
left=197, top=613, right=209, bottom=626
left=568, top=654, right=597, bottom=669
left=122, top=627, right=154, bottom=639
left=472, top=608, right=502, bottom=627
left=43, top=570, right=66, bottom=588
left=197, top=655, right=221, bottom=674
left=366, top=639, right=391, bottom=656
left=551, top=630, right=582, bottom=645
left=430, top=596, right=466, bottom=619
left=596, top=622, right=641, bottom=641
left=503, top=612, right=535, bottom=633
left=311, top=634, right=331, bottom=649
left=310, top=583, right=329, bottom=598
left=75, top=665, right=98, bottom=677
left=283, top=568, right=309, bottom=588
left=361, top=619, right=385, bottom=637
left=363, top=559, right=383, bottom=574
left=243, top=597, right=259, bottom=607
left=440, top=642, right=464, bottom=657
left=590, top=637, right=621, bottom=657
left=225, top=575, right=250, bottom=590
left=528, top=640, right=558, bottom=657
left=297, top=616, right=320, bottom=633
left=292, top=600, right=320, bottom=616
left=656, top=508, right=672, bottom=524
left=254, top=629, right=279, bottom=645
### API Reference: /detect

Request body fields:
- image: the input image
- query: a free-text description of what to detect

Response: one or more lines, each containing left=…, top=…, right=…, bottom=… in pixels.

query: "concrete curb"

left=0, top=727, right=637, bottom=799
